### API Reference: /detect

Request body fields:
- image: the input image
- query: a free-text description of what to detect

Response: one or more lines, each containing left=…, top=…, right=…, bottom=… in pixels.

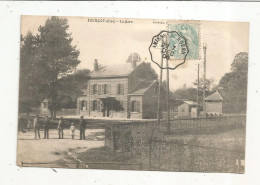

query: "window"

left=93, top=84, right=98, bottom=94
left=117, top=84, right=124, bottom=95
left=103, top=84, right=107, bottom=94
left=80, top=100, right=86, bottom=111
left=120, top=101, right=124, bottom=111
left=93, top=100, right=98, bottom=111
left=116, top=101, right=124, bottom=112
left=131, top=101, right=140, bottom=112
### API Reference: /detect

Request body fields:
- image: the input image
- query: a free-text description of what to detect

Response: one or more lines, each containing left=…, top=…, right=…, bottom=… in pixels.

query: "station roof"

left=90, top=62, right=143, bottom=78
left=129, top=80, right=157, bottom=95
left=205, top=91, right=223, bottom=101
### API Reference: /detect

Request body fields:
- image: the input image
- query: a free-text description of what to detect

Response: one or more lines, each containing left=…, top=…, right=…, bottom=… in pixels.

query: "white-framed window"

left=131, top=101, right=140, bottom=112
left=93, top=100, right=98, bottom=111
left=103, top=84, right=108, bottom=94
left=93, top=84, right=98, bottom=94
left=80, top=100, right=87, bottom=111
left=116, top=101, right=124, bottom=112
left=117, top=84, right=124, bottom=95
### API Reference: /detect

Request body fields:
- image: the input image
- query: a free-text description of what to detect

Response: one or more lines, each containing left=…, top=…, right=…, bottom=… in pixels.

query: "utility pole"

left=166, top=56, right=170, bottom=132
left=157, top=47, right=164, bottom=125
left=203, top=44, right=207, bottom=112
left=166, top=34, right=170, bottom=133
left=197, top=63, right=200, bottom=118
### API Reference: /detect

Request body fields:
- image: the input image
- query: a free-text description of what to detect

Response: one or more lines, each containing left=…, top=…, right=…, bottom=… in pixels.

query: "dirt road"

left=17, top=129, right=105, bottom=168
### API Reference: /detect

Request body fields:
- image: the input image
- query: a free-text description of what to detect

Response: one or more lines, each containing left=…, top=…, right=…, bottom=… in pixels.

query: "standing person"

left=79, top=116, right=86, bottom=140
left=43, top=116, right=50, bottom=139
left=33, top=114, right=40, bottom=139
left=57, top=117, right=64, bottom=139
left=70, top=122, right=76, bottom=139
left=27, top=119, right=32, bottom=131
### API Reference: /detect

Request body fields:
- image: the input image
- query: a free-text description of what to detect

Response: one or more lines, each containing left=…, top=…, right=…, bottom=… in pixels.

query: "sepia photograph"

left=17, top=15, right=249, bottom=173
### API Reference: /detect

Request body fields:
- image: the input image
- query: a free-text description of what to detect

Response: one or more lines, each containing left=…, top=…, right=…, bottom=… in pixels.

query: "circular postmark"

left=149, top=30, right=189, bottom=70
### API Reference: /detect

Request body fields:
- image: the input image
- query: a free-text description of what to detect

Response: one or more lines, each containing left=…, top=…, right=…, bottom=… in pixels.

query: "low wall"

left=104, top=115, right=246, bottom=171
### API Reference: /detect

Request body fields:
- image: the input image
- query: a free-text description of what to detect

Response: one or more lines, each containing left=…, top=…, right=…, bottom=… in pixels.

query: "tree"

left=37, top=16, right=81, bottom=118
left=193, top=77, right=216, bottom=96
left=218, top=52, right=248, bottom=113
left=172, top=87, right=198, bottom=102
left=172, top=77, right=216, bottom=104
left=126, top=52, right=141, bottom=67
left=57, top=69, right=91, bottom=109
left=19, top=32, right=41, bottom=116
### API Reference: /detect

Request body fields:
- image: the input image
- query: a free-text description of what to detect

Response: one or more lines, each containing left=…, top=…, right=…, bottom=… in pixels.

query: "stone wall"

left=104, top=115, right=246, bottom=171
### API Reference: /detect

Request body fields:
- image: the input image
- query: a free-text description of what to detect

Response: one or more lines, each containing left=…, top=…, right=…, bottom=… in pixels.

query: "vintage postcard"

left=17, top=16, right=248, bottom=173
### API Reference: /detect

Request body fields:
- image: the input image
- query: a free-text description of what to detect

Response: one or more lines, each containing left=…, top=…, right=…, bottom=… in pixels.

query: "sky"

left=21, top=16, right=249, bottom=90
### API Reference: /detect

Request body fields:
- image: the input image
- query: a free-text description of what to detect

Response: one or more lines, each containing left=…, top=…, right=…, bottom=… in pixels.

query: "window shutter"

left=100, top=101, right=104, bottom=110
left=97, top=100, right=100, bottom=112
left=121, top=101, right=124, bottom=111
left=98, top=85, right=101, bottom=94
left=108, top=84, right=111, bottom=94
left=87, top=84, right=90, bottom=95
left=121, top=84, right=124, bottom=95
left=78, top=99, right=81, bottom=110
left=137, top=102, right=140, bottom=112
left=90, top=85, right=93, bottom=95
left=101, top=84, right=104, bottom=94
left=84, top=101, right=88, bottom=110
left=117, top=84, right=120, bottom=95
left=90, top=101, right=93, bottom=111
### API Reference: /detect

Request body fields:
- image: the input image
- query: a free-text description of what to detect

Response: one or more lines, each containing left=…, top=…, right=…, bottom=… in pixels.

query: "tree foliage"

left=126, top=52, right=141, bottom=64
left=172, top=78, right=216, bottom=104
left=19, top=32, right=41, bottom=114
left=57, top=69, right=91, bottom=109
left=19, top=16, right=86, bottom=118
left=193, top=78, right=216, bottom=94
left=218, top=52, right=248, bottom=113
left=37, top=17, right=81, bottom=118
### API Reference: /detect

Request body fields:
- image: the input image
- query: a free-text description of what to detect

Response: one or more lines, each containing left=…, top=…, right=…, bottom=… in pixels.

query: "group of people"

left=30, top=115, right=87, bottom=140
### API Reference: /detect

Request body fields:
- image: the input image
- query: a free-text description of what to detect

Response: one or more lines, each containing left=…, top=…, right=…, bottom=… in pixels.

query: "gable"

left=129, top=62, right=158, bottom=80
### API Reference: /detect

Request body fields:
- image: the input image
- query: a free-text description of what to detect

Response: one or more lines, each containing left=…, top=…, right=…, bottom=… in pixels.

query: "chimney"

left=94, top=59, right=99, bottom=71
left=131, top=60, right=137, bottom=69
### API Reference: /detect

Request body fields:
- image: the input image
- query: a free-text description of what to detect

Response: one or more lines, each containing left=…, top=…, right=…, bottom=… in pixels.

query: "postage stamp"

left=167, top=21, right=201, bottom=60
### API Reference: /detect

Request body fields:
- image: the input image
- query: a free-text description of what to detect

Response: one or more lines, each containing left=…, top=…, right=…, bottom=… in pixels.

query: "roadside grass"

left=77, top=146, right=131, bottom=163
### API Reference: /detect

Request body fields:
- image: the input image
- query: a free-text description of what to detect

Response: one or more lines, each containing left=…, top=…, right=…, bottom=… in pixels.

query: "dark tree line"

left=19, top=16, right=90, bottom=118
left=172, top=78, right=217, bottom=104
left=218, top=52, right=248, bottom=113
